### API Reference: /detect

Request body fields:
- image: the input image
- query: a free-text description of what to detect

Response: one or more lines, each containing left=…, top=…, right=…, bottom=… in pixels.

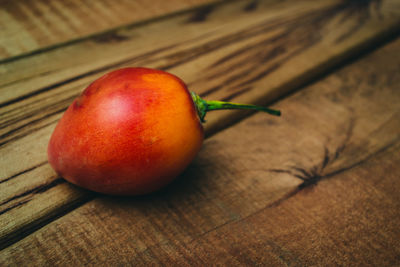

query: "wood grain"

left=1, top=0, right=400, bottom=251
left=1, top=29, right=399, bottom=265
left=0, top=0, right=216, bottom=60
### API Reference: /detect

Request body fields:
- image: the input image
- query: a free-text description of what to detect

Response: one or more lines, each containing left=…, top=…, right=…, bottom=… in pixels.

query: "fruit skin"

left=48, top=67, right=204, bottom=195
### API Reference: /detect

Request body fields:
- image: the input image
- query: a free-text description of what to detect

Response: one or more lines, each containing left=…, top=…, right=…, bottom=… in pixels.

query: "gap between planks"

left=0, top=0, right=219, bottom=62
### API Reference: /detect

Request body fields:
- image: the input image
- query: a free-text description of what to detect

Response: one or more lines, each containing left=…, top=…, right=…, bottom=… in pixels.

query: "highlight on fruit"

left=47, top=67, right=280, bottom=195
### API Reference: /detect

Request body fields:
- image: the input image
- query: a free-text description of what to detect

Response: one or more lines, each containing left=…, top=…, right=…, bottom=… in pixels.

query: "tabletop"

left=1, top=0, right=400, bottom=265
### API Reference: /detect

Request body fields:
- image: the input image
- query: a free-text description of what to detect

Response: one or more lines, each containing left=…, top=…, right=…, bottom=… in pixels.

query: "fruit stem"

left=191, top=92, right=281, bottom=123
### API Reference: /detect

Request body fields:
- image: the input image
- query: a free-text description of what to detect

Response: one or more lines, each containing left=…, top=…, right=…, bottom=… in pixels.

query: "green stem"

left=191, top=92, right=281, bottom=123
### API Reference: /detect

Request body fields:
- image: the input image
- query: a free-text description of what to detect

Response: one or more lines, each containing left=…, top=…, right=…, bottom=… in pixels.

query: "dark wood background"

left=1, top=0, right=400, bottom=265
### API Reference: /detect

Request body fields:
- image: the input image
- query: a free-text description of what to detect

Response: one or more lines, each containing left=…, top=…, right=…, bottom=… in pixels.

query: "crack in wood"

left=189, top=1, right=386, bottom=101
left=269, top=130, right=399, bottom=209
left=0, top=0, right=227, bottom=65
left=195, top=136, right=400, bottom=250
left=0, top=193, right=96, bottom=250
left=0, top=161, right=47, bottom=184
left=244, top=0, right=259, bottom=12
left=335, top=0, right=383, bottom=43
left=0, top=178, right=64, bottom=215
left=186, top=5, right=214, bottom=23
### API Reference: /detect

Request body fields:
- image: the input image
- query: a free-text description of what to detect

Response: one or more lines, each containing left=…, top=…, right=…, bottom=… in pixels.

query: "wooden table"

left=1, top=0, right=400, bottom=265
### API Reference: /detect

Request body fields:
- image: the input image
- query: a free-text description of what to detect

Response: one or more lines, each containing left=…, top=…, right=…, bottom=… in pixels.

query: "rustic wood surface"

left=0, top=0, right=215, bottom=60
left=1, top=0, right=399, bottom=249
left=1, top=0, right=400, bottom=265
left=2, top=29, right=400, bottom=267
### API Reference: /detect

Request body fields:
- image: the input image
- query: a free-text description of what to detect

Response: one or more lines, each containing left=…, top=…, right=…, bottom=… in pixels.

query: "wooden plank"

left=0, top=0, right=216, bottom=61
left=1, top=28, right=399, bottom=265
left=0, top=0, right=343, bottom=105
left=1, top=0, right=400, bottom=250
left=136, top=142, right=400, bottom=266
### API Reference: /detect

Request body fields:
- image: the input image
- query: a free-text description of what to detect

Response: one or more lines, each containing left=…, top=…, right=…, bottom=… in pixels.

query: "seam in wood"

left=0, top=161, right=48, bottom=184
left=0, top=193, right=96, bottom=250
left=0, top=178, right=64, bottom=215
left=0, top=0, right=228, bottom=65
